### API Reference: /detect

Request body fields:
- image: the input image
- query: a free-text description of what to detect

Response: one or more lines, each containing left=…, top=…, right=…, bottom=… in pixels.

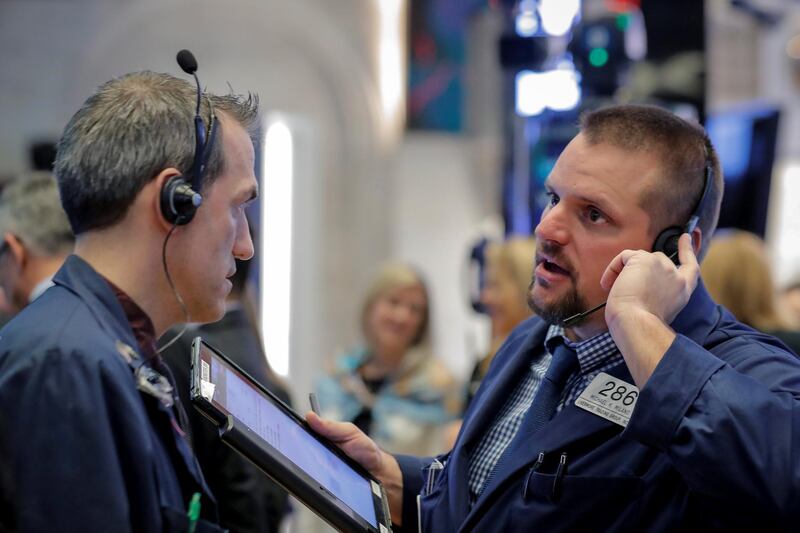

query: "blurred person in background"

left=443, top=237, right=537, bottom=448
left=160, top=250, right=292, bottom=533
left=0, top=290, right=11, bottom=328
left=0, top=171, right=74, bottom=314
left=780, top=280, right=800, bottom=328
left=0, top=171, right=73, bottom=531
left=465, top=237, right=536, bottom=410
left=701, top=229, right=800, bottom=355
left=315, top=262, right=461, bottom=456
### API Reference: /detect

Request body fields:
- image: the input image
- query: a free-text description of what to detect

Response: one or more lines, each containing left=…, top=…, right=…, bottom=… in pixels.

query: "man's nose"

left=535, top=204, right=569, bottom=245
left=233, top=220, right=255, bottom=261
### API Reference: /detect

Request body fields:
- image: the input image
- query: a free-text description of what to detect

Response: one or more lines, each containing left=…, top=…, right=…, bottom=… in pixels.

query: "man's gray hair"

left=0, top=172, right=74, bottom=256
left=54, top=71, right=260, bottom=235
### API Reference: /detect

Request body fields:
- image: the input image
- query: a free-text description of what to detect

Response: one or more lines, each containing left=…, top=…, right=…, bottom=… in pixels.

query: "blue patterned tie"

left=526, top=339, right=579, bottom=432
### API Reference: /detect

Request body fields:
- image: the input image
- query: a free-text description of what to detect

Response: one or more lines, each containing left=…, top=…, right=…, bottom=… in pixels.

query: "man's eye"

left=546, top=192, right=559, bottom=206
left=588, top=207, right=604, bottom=222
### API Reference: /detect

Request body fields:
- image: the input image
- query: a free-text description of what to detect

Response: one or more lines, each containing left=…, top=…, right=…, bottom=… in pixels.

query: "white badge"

left=200, top=380, right=216, bottom=401
left=575, top=372, right=639, bottom=427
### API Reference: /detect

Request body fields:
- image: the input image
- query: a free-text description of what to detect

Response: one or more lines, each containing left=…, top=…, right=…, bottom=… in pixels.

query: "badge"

left=135, top=365, right=175, bottom=408
left=115, top=340, right=139, bottom=364
left=575, top=372, right=639, bottom=427
left=115, top=340, right=174, bottom=409
left=200, top=380, right=216, bottom=401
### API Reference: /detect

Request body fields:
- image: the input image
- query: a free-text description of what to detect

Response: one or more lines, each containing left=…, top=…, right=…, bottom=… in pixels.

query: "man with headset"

left=309, top=104, right=800, bottom=530
left=0, top=55, right=258, bottom=531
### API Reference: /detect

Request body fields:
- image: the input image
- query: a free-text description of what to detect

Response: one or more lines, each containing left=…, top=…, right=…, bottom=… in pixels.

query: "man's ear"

left=691, top=227, right=703, bottom=257
left=151, top=168, right=183, bottom=231
left=4, top=233, right=26, bottom=269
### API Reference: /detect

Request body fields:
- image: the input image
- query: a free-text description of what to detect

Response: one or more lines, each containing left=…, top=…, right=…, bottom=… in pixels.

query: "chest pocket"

left=418, top=457, right=451, bottom=530
left=524, top=469, right=641, bottom=502
left=509, top=471, right=643, bottom=532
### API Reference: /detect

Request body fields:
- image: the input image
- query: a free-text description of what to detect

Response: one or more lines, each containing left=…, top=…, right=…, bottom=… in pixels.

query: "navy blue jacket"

left=399, top=282, right=800, bottom=531
left=0, top=256, right=222, bottom=532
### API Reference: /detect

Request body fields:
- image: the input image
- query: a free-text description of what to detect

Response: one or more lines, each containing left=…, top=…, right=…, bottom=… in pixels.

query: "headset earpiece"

left=160, top=175, right=202, bottom=226
left=162, top=49, right=216, bottom=228
left=651, top=162, right=713, bottom=267
left=652, top=226, right=682, bottom=265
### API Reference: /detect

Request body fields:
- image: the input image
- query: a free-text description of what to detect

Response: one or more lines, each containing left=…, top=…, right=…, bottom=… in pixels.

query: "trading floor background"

left=2, top=0, right=800, bottom=530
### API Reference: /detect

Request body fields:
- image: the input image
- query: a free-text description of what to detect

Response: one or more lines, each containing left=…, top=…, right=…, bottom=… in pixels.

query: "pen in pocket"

left=424, top=458, right=444, bottom=495
left=187, top=492, right=201, bottom=533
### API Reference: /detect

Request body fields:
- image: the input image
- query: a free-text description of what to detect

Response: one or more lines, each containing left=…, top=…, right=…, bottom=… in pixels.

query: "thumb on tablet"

left=306, top=411, right=386, bottom=476
left=306, top=411, right=352, bottom=441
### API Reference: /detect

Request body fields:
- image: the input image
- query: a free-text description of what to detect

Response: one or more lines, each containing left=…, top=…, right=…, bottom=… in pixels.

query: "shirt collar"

left=544, top=324, right=620, bottom=375
left=102, top=277, right=160, bottom=365
left=28, top=276, right=54, bottom=303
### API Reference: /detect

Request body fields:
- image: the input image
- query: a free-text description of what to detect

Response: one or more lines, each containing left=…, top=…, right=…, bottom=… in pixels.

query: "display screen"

left=199, top=344, right=377, bottom=527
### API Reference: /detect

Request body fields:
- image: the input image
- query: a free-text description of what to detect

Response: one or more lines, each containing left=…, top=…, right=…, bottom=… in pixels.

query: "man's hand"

left=305, top=411, right=404, bottom=524
left=600, top=234, right=701, bottom=387
left=601, top=233, right=700, bottom=326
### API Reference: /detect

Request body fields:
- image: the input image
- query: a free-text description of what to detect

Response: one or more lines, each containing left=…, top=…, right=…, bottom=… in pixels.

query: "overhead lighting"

left=546, top=69, right=582, bottom=111
left=539, top=0, right=581, bottom=37
left=516, top=66, right=581, bottom=116
left=515, top=0, right=539, bottom=37
left=516, top=71, right=547, bottom=116
left=261, top=118, right=294, bottom=377
left=377, top=0, right=406, bottom=139
left=771, top=162, right=800, bottom=286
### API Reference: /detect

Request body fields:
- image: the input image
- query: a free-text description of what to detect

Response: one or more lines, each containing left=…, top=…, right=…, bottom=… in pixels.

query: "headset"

left=651, top=161, right=714, bottom=265
left=159, top=49, right=218, bottom=226
left=157, top=49, right=219, bottom=355
left=562, top=159, right=714, bottom=327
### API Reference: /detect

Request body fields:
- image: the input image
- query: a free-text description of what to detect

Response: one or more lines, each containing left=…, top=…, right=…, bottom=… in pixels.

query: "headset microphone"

left=159, top=49, right=217, bottom=226
left=176, top=49, right=198, bottom=74
left=561, top=162, right=713, bottom=328
left=562, top=300, right=607, bottom=328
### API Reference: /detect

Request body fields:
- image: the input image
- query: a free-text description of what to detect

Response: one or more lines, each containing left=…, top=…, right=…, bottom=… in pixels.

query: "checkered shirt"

left=466, top=325, right=624, bottom=502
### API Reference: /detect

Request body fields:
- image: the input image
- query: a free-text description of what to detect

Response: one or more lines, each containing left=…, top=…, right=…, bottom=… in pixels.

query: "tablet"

left=190, top=337, right=393, bottom=533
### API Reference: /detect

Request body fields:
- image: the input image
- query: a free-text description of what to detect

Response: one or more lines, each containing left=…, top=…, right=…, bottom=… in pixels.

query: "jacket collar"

left=53, top=254, right=215, bottom=503
left=53, top=255, right=140, bottom=350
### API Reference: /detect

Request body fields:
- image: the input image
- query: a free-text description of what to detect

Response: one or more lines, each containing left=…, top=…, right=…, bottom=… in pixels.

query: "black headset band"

left=191, top=107, right=217, bottom=192
left=685, top=161, right=713, bottom=233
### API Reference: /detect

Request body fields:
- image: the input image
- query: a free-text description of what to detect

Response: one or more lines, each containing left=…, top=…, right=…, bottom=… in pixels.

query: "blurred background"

left=2, top=0, right=800, bottom=530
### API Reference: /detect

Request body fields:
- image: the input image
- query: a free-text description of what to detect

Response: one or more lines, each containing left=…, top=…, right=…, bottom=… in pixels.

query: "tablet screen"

left=200, top=345, right=378, bottom=527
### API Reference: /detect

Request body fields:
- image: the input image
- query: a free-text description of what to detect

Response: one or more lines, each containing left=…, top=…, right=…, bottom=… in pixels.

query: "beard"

left=527, top=243, right=590, bottom=327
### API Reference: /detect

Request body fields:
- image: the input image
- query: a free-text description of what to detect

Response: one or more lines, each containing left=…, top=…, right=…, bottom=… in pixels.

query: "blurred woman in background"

left=701, top=230, right=800, bottom=355
left=780, top=281, right=800, bottom=329
left=315, top=263, right=460, bottom=456
left=464, top=237, right=537, bottom=410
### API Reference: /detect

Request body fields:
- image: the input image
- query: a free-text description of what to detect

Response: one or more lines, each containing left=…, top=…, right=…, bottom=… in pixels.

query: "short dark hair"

left=54, top=71, right=260, bottom=235
left=579, top=104, right=723, bottom=258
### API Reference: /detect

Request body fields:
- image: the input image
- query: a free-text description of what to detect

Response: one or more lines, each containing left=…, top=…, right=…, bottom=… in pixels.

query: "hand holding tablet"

left=190, top=338, right=393, bottom=532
